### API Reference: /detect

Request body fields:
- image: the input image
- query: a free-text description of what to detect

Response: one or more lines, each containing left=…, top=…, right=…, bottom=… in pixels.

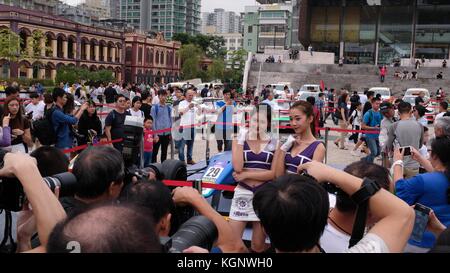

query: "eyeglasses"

left=117, top=100, right=126, bottom=103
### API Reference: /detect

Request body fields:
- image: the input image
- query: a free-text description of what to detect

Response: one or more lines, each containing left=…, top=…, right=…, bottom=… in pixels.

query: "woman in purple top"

left=232, top=103, right=280, bottom=252
left=0, top=113, right=12, bottom=147
left=276, top=101, right=326, bottom=176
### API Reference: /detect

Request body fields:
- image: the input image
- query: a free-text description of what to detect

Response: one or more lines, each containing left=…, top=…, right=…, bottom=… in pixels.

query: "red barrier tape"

left=277, top=125, right=380, bottom=134
left=163, top=180, right=236, bottom=192
left=63, top=138, right=123, bottom=154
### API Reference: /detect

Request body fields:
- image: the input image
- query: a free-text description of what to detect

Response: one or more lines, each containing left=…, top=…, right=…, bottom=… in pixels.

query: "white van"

left=368, top=87, right=391, bottom=101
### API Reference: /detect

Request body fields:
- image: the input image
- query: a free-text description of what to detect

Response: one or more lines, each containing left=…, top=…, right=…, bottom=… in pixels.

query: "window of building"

left=248, top=26, right=253, bottom=33
left=125, top=47, right=132, bottom=62
left=138, top=47, right=143, bottom=63
left=248, top=40, right=252, bottom=47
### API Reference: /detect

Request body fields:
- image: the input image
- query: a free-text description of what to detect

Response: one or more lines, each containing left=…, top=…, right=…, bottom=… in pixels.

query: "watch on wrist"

left=351, top=178, right=381, bottom=205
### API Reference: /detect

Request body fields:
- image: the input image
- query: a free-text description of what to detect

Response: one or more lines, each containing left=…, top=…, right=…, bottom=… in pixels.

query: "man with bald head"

left=47, top=203, right=162, bottom=253
left=177, top=89, right=200, bottom=164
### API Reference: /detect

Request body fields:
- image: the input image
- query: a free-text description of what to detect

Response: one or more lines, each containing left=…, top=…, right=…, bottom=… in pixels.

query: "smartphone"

left=400, top=146, right=412, bottom=156
left=410, top=203, right=431, bottom=242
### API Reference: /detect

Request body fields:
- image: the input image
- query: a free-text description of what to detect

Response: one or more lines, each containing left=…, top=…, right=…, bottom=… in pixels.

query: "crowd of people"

left=0, top=78, right=450, bottom=254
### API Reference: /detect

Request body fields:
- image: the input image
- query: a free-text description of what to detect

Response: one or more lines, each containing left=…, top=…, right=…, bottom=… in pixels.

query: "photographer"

left=16, top=146, right=70, bottom=252
left=52, top=88, right=88, bottom=150
left=172, top=187, right=248, bottom=253
left=0, top=152, right=66, bottom=252
left=393, top=137, right=450, bottom=253
left=319, top=161, right=391, bottom=252
left=119, top=180, right=173, bottom=237
left=60, top=146, right=124, bottom=214
left=47, top=203, right=161, bottom=253
left=253, top=163, right=414, bottom=253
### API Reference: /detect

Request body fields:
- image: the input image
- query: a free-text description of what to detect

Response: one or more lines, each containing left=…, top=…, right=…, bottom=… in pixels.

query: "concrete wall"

left=248, top=63, right=450, bottom=97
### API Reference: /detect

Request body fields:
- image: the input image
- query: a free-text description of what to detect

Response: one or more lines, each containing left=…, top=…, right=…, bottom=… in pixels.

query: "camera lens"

left=42, top=172, right=77, bottom=197
left=169, top=216, right=218, bottom=253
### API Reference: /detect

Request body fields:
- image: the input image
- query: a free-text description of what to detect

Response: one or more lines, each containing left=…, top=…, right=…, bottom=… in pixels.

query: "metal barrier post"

left=324, top=127, right=330, bottom=164
left=205, top=120, right=210, bottom=166
left=170, top=138, right=175, bottom=160
left=193, top=179, right=202, bottom=193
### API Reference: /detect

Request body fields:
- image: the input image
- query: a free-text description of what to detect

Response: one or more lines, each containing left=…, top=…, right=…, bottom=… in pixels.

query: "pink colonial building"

left=124, top=32, right=181, bottom=85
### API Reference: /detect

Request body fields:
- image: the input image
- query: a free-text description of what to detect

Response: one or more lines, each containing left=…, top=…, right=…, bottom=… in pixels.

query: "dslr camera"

left=0, top=150, right=77, bottom=211
left=161, top=216, right=218, bottom=253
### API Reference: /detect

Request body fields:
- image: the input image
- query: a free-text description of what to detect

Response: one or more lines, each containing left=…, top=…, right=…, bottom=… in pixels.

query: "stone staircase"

left=248, top=63, right=450, bottom=97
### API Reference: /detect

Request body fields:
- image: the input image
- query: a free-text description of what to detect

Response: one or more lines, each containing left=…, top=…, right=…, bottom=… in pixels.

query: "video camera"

left=161, top=216, right=218, bottom=253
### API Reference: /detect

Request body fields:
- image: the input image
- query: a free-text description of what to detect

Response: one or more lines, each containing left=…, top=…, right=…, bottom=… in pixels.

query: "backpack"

left=154, top=104, right=171, bottom=120
left=32, top=106, right=57, bottom=145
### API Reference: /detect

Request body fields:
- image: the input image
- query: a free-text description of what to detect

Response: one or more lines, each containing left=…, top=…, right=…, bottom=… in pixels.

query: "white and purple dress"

left=285, top=141, right=323, bottom=174
left=230, top=139, right=277, bottom=222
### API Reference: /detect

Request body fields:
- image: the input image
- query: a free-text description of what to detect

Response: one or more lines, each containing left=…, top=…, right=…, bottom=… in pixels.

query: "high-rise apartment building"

left=201, top=8, right=242, bottom=34
left=119, top=0, right=200, bottom=40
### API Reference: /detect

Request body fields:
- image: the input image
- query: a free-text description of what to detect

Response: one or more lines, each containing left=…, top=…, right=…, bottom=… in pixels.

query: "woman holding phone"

left=393, top=136, right=450, bottom=253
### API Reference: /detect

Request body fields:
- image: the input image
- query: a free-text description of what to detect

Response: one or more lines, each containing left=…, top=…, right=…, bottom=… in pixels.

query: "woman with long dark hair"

left=276, top=101, right=325, bottom=177
left=231, top=103, right=279, bottom=252
left=393, top=136, right=450, bottom=253
left=77, top=100, right=102, bottom=145
left=334, top=92, right=350, bottom=149
left=3, top=97, right=32, bottom=153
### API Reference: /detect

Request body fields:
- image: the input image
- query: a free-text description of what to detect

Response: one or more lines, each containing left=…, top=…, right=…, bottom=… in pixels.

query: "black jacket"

left=77, top=112, right=102, bottom=145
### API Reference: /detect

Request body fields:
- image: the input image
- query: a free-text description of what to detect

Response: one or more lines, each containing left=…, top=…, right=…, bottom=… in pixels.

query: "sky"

left=63, top=0, right=258, bottom=13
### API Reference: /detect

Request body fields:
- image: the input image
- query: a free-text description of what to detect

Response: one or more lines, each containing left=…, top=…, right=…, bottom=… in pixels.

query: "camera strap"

left=0, top=211, right=17, bottom=253
left=348, top=178, right=381, bottom=248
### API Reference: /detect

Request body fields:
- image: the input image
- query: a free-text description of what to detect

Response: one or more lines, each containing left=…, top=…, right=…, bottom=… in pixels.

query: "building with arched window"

left=124, top=32, right=181, bottom=85
left=0, top=4, right=124, bottom=81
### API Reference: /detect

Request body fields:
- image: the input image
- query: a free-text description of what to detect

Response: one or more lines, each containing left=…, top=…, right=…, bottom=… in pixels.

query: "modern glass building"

left=298, top=0, right=450, bottom=65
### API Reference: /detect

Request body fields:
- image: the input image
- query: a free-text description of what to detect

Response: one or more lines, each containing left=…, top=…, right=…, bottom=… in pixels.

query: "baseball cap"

left=380, top=102, right=393, bottom=113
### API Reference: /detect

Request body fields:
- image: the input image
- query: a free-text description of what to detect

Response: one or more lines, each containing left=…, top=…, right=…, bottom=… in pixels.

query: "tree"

left=172, top=33, right=190, bottom=45
left=56, top=67, right=115, bottom=85
left=23, top=30, right=52, bottom=61
left=206, top=36, right=226, bottom=60
left=179, top=44, right=202, bottom=80
left=0, top=29, right=21, bottom=61
left=207, top=59, right=225, bottom=81
left=226, top=48, right=248, bottom=84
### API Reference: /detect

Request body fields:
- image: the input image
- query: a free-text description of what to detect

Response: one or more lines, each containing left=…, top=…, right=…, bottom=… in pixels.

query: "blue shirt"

left=396, top=172, right=450, bottom=248
left=150, top=103, right=172, bottom=136
left=362, top=109, right=382, bottom=139
left=215, top=101, right=236, bottom=130
left=52, top=106, right=78, bottom=149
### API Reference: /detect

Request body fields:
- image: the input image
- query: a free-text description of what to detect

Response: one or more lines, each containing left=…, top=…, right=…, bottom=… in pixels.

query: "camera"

left=0, top=172, right=77, bottom=212
left=122, top=115, right=144, bottom=168
left=161, top=216, right=218, bottom=253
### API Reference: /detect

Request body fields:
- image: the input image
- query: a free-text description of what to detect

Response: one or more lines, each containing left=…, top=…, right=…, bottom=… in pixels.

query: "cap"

left=380, top=102, right=393, bottom=113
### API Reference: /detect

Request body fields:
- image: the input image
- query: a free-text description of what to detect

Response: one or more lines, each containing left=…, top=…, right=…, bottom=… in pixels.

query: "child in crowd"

left=143, top=117, right=158, bottom=167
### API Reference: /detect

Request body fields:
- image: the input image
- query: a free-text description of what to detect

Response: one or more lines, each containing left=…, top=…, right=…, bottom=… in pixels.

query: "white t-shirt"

left=152, top=95, right=160, bottom=105
left=359, top=94, right=368, bottom=105
left=320, top=224, right=351, bottom=253
left=346, top=233, right=390, bottom=253
left=25, top=101, right=45, bottom=120
left=435, top=112, right=445, bottom=122
left=179, top=100, right=198, bottom=126
left=128, top=108, right=144, bottom=118
left=419, top=144, right=429, bottom=159
left=418, top=116, right=428, bottom=126
left=261, top=99, right=276, bottom=109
